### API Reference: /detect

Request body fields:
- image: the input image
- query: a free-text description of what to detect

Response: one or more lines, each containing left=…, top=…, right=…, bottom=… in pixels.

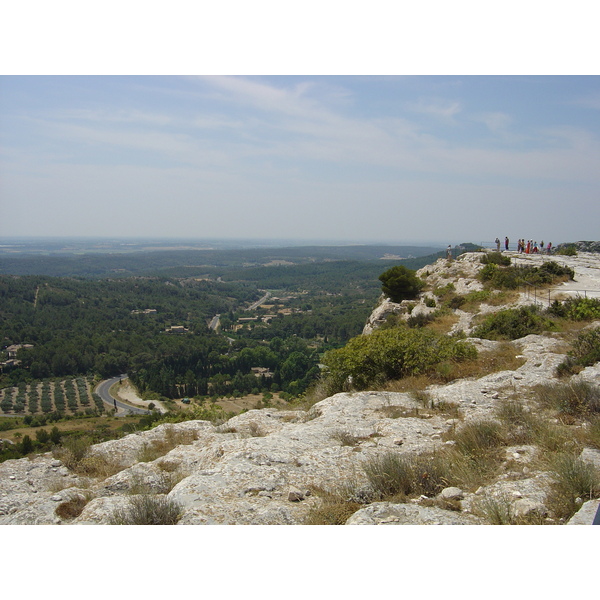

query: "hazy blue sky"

left=1, top=75, right=599, bottom=245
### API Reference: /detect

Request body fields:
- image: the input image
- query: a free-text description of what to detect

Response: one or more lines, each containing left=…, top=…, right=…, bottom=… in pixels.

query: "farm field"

left=0, top=376, right=105, bottom=416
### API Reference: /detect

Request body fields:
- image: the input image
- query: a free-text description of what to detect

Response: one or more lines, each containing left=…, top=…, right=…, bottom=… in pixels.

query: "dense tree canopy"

left=378, top=265, right=424, bottom=303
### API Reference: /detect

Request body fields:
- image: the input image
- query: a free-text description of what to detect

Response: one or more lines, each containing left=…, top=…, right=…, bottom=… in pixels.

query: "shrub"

left=379, top=265, right=424, bottom=303
left=448, top=295, right=466, bottom=309
left=20, top=435, right=34, bottom=455
left=53, top=435, right=122, bottom=477
left=35, top=428, right=50, bottom=444
left=109, top=495, right=182, bottom=525
left=480, top=252, right=511, bottom=266
left=556, top=244, right=578, bottom=256
left=50, top=426, right=61, bottom=444
left=321, top=327, right=476, bottom=393
left=433, top=282, right=456, bottom=300
left=406, top=312, right=436, bottom=328
left=54, top=435, right=93, bottom=470
left=472, top=305, right=555, bottom=340
left=480, top=261, right=574, bottom=290
left=537, top=260, right=574, bottom=281
left=479, top=263, right=520, bottom=289
left=570, top=328, right=600, bottom=367
left=548, top=297, right=600, bottom=321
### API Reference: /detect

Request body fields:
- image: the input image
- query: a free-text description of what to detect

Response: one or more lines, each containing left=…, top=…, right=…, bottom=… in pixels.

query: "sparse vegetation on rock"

left=2, top=249, right=600, bottom=525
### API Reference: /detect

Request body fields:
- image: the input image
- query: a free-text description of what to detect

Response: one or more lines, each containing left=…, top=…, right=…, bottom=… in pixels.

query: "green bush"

left=548, top=297, right=600, bottom=321
left=379, top=265, right=424, bottom=303
left=556, top=245, right=578, bottom=256
left=473, top=305, right=555, bottom=340
left=321, top=327, right=477, bottom=393
left=480, top=252, right=511, bottom=266
left=448, top=295, right=466, bottom=309
left=480, top=261, right=574, bottom=290
left=557, top=328, right=600, bottom=375
left=479, top=263, right=520, bottom=289
left=406, top=312, right=436, bottom=328
left=572, top=328, right=600, bottom=366
left=433, top=282, right=456, bottom=301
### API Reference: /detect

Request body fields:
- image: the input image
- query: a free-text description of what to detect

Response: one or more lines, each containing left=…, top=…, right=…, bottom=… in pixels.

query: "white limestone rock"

left=439, top=487, right=464, bottom=501
left=345, top=502, right=482, bottom=525
left=567, top=499, right=600, bottom=525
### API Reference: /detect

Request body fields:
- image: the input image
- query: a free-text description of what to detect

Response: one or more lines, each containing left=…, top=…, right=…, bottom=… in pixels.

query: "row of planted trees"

left=0, top=376, right=103, bottom=416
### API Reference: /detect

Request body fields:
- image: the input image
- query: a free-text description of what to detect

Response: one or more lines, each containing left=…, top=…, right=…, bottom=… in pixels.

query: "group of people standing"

left=516, top=239, right=552, bottom=254
left=494, top=237, right=553, bottom=254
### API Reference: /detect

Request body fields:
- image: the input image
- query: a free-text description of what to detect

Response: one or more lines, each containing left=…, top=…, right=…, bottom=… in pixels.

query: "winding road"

left=96, top=374, right=150, bottom=415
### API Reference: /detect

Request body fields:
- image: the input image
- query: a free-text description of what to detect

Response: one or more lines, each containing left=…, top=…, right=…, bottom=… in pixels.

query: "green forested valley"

left=0, top=243, right=448, bottom=411
left=0, top=263, right=387, bottom=405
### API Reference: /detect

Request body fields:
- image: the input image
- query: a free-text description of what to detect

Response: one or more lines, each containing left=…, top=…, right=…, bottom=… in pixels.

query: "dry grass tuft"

left=128, top=471, right=187, bottom=495
left=452, top=420, right=505, bottom=457
left=53, top=436, right=123, bottom=478
left=471, top=493, right=514, bottom=524
left=330, top=429, right=367, bottom=447
left=109, top=494, right=182, bottom=525
left=137, top=426, right=198, bottom=463
left=543, top=452, right=600, bottom=520
left=494, top=398, right=536, bottom=444
left=426, top=313, right=460, bottom=334
left=533, top=381, right=600, bottom=417
left=55, top=494, right=91, bottom=520
left=247, top=421, right=266, bottom=437
left=303, top=475, right=371, bottom=525
left=582, top=417, right=600, bottom=449
left=304, top=500, right=362, bottom=525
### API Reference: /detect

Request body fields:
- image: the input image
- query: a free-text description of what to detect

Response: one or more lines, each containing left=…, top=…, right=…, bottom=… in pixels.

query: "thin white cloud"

left=4, top=76, right=600, bottom=224
left=475, top=111, right=512, bottom=133
left=198, top=76, right=321, bottom=120
left=405, top=99, right=462, bottom=121
left=53, top=108, right=173, bottom=126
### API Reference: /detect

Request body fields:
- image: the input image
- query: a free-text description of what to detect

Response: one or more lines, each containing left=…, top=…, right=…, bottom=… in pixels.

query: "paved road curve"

left=248, top=292, right=271, bottom=311
left=96, top=374, right=150, bottom=415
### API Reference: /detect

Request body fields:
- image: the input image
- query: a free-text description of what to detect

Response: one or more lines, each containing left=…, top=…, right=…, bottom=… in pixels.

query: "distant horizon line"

left=0, top=235, right=588, bottom=249
left=0, top=235, right=453, bottom=247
